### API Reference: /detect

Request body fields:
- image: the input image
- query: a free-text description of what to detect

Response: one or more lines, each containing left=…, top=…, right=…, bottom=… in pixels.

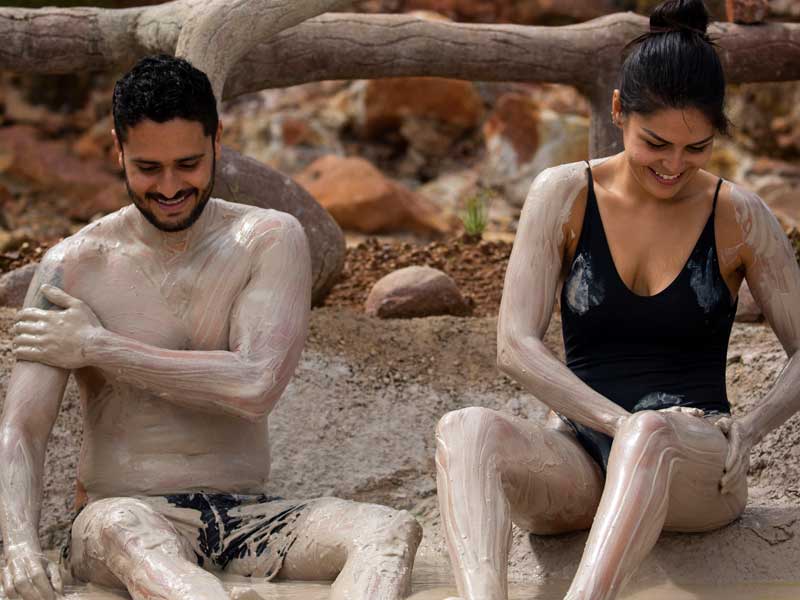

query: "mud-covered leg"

left=565, top=411, right=747, bottom=600
left=69, top=497, right=230, bottom=600
left=278, top=498, right=422, bottom=600
left=435, top=407, right=603, bottom=600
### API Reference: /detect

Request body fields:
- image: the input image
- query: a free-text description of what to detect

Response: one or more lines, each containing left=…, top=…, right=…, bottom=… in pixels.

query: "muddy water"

left=60, top=561, right=800, bottom=599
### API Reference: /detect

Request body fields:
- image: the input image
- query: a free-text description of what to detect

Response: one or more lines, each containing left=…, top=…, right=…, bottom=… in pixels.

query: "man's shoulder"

left=42, top=210, right=128, bottom=266
left=212, top=198, right=305, bottom=247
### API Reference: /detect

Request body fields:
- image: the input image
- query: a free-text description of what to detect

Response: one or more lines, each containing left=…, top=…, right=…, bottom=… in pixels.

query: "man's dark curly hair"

left=112, top=55, right=218, bottom=144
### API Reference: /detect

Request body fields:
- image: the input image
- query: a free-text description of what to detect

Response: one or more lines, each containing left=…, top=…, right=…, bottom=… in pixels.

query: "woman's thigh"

left=642, top=412, right=748, bottom=532
left=486, top=410, right=605, bottom=534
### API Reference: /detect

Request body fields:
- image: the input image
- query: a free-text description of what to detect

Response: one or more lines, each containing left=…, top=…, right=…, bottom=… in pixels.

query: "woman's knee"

left=436, top=407, right=509, bottom=451
left=615, top=410, right=675, bottom=450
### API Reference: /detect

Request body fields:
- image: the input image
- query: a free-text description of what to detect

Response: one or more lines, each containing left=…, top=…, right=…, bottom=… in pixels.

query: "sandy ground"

left=1, top=306, right=799, bottom=589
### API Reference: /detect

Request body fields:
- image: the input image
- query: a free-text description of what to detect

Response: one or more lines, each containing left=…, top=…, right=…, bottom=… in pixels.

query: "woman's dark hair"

left=618, top=0, right=728, bottom=134
left=112, top=55, right=218, bottom=144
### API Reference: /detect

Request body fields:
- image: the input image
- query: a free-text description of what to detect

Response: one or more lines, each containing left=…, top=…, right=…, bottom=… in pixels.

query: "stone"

left=727, top=81, right=800, bottom=160
left=726, top=0, right=769, bottom=23
left=735, top=280, right=763, bottom=323
left=0, top=125, right=128, bottom=221
left=365, top=266, right=470, bottom=318
left=356, top=78, right=484, bottom=140
left=481, top=93, right=589, bottom=207
left=0, top=263, right=37, bottom=308
left=295, top=155, right=452, bottom=235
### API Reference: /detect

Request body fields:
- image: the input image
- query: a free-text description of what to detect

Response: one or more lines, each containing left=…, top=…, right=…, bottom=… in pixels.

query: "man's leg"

left=277, top=498, right=422, bottom=600
left=435, top=407, right=604, bottom=600
left=69, top=497, right=230, bottom=600
left=564, top=411, right=748, bottom=600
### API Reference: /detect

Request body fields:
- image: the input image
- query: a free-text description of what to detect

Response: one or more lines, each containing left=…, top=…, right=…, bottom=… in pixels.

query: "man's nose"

left=156, top=169, right=183, bottom=198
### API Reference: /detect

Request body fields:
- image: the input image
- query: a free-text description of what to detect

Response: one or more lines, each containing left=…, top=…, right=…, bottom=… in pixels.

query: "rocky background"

left=1, top=0, right=800, bottom=581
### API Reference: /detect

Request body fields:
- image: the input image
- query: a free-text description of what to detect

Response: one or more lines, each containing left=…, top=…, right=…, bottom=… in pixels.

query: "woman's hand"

left=715, top=416, right=754, bottom=495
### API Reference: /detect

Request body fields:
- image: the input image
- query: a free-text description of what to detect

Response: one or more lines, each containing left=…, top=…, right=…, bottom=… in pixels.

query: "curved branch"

left=175, top=0, right=350, bottom=103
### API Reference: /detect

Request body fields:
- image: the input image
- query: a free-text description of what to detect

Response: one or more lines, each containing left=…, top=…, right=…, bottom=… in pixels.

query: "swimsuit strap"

left=711, top=177, right=724, bottom=215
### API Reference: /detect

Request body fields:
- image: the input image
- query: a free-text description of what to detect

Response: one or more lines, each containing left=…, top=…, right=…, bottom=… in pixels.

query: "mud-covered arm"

left=1, top=258, right=69, bottom=598
left=497, top=164, right=629, bottom=436
left=90, top=214, right=310, bottom=421
left=731, top=185, right=800, bottom=444
left=14, top=214, right=311, bottom=422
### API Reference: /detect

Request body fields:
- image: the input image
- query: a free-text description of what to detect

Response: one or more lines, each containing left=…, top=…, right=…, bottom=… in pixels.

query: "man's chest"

left=69, top=247, right=252, bottom=351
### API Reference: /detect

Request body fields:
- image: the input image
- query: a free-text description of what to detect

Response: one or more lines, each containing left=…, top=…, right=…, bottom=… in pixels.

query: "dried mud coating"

left=436, top=158, right=800, bottom=600
left=0, top=199, right=420, bottom=599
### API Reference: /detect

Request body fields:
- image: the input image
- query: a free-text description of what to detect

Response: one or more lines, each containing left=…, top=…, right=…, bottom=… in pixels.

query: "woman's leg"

left=435, top=407, right=604, bottom=600
left=565, top=411, right=748, bottom=600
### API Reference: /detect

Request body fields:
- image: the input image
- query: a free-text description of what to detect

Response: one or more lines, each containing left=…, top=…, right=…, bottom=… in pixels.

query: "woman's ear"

left=611, top=90, right=623, bottom=127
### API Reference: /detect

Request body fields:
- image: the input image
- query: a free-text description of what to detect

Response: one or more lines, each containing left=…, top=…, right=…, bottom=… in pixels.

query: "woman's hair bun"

left=650, top=0, right=710, bottom=36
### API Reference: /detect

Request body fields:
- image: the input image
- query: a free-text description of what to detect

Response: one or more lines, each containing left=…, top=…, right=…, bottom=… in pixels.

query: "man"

left=0, top=55, right=421, bottom=600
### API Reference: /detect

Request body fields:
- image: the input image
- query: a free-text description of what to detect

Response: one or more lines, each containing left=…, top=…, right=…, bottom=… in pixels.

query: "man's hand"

left=715, top=416, right=753, bottom=495
left=1, top=541, right=62, bottom=600
left=12, top=285, right=103, bottom=370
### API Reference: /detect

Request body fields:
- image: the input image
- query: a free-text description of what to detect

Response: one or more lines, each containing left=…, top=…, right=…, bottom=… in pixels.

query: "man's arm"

left=496, top=162, right=629, bottom=437
left=14, top=213, right=311, bottom=422
left=1, top=256, right=69, bottom=600
left=718, top=184, right=800, bottom=493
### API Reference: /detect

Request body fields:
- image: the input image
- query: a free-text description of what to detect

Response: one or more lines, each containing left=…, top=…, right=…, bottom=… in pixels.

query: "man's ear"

left=111, top=128, right=124, bottom=168
left=214, top=122, right=223, bottom=155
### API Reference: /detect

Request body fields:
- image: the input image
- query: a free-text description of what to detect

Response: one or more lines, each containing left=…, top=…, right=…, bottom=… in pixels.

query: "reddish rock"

left=0, top=263, right=37, bottom=308
left=726, top=0, right=769, bottom=23
left=735, top=280, right=763, bottom=323
left=481, top=93, right=589, bottom=207
left=296, top=155, right=451, bottom=235
left=0, top=126, right=127, bottom=221
left=359, top=77, right=484, bottom=139
left=365, top=265, right=470, bottom=318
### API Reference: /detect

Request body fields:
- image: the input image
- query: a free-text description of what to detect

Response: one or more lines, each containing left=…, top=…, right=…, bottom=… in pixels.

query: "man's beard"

left=123, top=153, right=216, bottom=233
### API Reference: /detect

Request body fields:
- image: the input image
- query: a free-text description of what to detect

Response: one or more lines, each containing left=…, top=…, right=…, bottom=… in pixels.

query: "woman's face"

left=615, top=101, right=716, bottom=200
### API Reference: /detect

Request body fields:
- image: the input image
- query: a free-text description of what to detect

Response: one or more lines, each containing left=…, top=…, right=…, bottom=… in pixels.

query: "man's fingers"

left=40, top=285, right=77, bottom=309
left=2, top=565, right=17, bottom=599
left=9, top=559, right=39, bottom=600
left=15, top=309, right=53, bottom=323
left=12, top=335, right=42, bottom=348
left=26, top=562, right=53, bottom=600
left=13, top=347, right=44, bottom=363
left=44, top=563, right=61, bottom=596
left=12, top=322, right=47, bottom=336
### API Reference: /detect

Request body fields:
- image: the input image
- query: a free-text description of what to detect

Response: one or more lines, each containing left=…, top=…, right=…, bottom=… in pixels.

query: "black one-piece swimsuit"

left=559, top=166, right=738, bottom=472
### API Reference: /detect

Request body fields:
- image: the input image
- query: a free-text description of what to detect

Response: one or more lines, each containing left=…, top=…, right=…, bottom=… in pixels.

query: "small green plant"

left=460, top=188, right=492, bottom=239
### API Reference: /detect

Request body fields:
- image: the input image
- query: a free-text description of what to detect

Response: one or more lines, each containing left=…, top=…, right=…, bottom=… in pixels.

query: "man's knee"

left=351, top=504, right=422, bottom=556
left=73, top=497, right=187, bottom=560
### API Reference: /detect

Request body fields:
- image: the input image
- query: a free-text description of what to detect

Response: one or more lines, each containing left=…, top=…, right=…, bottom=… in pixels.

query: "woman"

left=434, top=1, right=800, bottom=599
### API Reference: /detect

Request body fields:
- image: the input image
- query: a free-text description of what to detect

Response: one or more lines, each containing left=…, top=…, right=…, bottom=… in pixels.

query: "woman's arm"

left=497, top=161, right=629, bottom=437
left=718, top=183, right=800, bottom=492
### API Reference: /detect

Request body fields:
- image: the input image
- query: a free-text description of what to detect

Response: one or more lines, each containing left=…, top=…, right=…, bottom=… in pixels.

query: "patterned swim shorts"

left=63, top=492, right=308, bottom=582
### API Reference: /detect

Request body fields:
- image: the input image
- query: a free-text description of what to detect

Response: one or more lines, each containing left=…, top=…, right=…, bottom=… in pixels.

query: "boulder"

left=0, top=125, right=128, bottom=221
left=0, top=263, right=37, bottom=308
left=726, top=0, right=769, bottom=23
left=355, top=77, right=484, bottom=141
left=481, top=93, right=589, bottom=207
left=295, top=155, right=452, bottom=235
left=727, top=81, right=800, bottom=160
left=365, top=266, right=470, bottom=318
left=735, top=280, right=763, bottom=323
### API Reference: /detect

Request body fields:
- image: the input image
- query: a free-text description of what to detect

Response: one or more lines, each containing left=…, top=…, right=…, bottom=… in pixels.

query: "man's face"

left=115, top=118, right=221, bottom=232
